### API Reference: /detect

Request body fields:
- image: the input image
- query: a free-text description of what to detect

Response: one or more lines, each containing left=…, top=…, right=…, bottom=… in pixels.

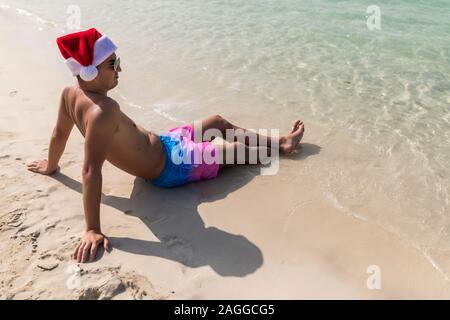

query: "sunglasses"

left=100, top=57, right=121, bottom=72
left=111, top=57, right=121, bottom=72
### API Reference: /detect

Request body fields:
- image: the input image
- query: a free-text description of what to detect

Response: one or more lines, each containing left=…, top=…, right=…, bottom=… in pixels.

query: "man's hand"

left=27, top=159, right=59, bottom=175
left=73, top=230, right=111, bottom=263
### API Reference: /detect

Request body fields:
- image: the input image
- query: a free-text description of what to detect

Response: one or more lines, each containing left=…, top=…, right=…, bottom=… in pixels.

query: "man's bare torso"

left=64, top=85, right=165, bottom=180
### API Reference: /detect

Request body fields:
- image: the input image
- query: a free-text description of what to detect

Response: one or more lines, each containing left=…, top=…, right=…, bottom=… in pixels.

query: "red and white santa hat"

left=57, top=28, right=117, bottom=81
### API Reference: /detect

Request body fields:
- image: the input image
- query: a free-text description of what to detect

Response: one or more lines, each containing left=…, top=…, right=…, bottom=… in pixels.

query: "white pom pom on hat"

left=56, top=28, right=117, bottom=82
left=79, top=65, right=98, bottom=82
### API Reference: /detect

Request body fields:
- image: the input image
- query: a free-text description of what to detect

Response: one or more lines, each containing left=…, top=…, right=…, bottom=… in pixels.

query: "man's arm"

left=27, top=88, right=74, bottom=175
left=74, top=102, right=119, bottom=263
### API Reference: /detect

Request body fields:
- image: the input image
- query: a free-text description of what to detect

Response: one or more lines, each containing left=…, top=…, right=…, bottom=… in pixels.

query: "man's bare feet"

left=280, top=120, right=305, bottom=154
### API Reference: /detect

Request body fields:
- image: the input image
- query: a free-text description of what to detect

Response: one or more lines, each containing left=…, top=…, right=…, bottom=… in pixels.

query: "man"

left=27, top=28, right=305, bottom=263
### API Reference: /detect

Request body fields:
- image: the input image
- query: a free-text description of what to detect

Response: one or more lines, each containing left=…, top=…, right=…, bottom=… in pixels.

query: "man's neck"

left=76, top=83, right=108, bottom=97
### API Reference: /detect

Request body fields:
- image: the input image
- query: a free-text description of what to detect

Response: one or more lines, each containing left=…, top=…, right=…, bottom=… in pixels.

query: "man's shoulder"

left=86, top=97, right=120, bottom=125
left=61, top=85, right=120, bottom=110
left=96, top=97, right=120, bottom=111
left=61, top=84, right=77, bottom=96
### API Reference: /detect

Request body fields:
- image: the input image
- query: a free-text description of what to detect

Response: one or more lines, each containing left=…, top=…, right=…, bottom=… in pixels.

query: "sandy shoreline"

left=1, top=10, right=450, bottom=299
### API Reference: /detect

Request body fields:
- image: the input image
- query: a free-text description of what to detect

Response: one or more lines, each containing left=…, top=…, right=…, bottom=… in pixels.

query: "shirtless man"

left=26, top=28, right=305, bottom=263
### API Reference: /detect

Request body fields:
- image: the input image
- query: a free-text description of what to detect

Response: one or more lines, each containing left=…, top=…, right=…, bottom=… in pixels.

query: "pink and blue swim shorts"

left=148, top=124, right=220, bottom=188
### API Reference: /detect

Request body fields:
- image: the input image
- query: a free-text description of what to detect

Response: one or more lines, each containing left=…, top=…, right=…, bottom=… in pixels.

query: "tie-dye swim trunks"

left=148, top=124, right=220, bottom=188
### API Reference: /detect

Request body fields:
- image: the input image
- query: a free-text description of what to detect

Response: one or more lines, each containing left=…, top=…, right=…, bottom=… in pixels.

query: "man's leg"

left=196, top=114, right=276, bottom=147
left=193, top=115, right=305, bottom=154
left=194, top=114, right=243, bottom=142
left=217, top=141, right=270, bottom=170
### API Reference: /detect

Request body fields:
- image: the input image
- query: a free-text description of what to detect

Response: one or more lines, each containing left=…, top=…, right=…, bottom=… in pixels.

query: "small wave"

left=153, top=108, right=183, bottom=123
left=0, top=3, right=63, bottom=32
left=14, top=7, right=60, bottom=30
left=114, top=90, right=185, bottom=123
left=114, top=90, right=144, bottom=110
left=323, top=190, right=369, bottom=224
left=152, top=101, right=193, bottom=123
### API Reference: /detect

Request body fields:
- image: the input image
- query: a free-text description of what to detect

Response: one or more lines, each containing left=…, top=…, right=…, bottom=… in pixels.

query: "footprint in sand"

left=36, top=258, right=59, bottom=271
left=29, top=231, right=40, bottom=254
left=162, top=235, right=194, bottom=265
left=78, top=277, right=125, bottom=300
left=34, top=189, right=50, bottom=199
left=75, top=266, right=161, bottom=300
left=0, top=208, right=25, bottom=231
left=122, top=272, right=163, bottom=300
left=8, top=90, right=17, bottom=97
left=35, top=252, right=63, bottom=272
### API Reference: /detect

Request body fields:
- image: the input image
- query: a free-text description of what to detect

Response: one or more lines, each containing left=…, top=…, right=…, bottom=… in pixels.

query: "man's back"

left=64, top=85, right=165, bottom=180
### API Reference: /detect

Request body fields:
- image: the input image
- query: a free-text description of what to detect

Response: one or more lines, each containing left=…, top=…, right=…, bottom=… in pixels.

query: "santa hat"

left=57, top=28, right=117, bottom=81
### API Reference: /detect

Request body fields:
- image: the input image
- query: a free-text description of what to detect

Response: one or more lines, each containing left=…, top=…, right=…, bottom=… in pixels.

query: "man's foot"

left=280, top=120, right=305, bottom=154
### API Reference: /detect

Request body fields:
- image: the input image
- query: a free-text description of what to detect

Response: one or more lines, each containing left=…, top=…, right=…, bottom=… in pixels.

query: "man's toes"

left=291, top=120, right=301, bottom=133
left=298, top=123, right=305, bottom=133
left=294, top=123, right=304, bottom=133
